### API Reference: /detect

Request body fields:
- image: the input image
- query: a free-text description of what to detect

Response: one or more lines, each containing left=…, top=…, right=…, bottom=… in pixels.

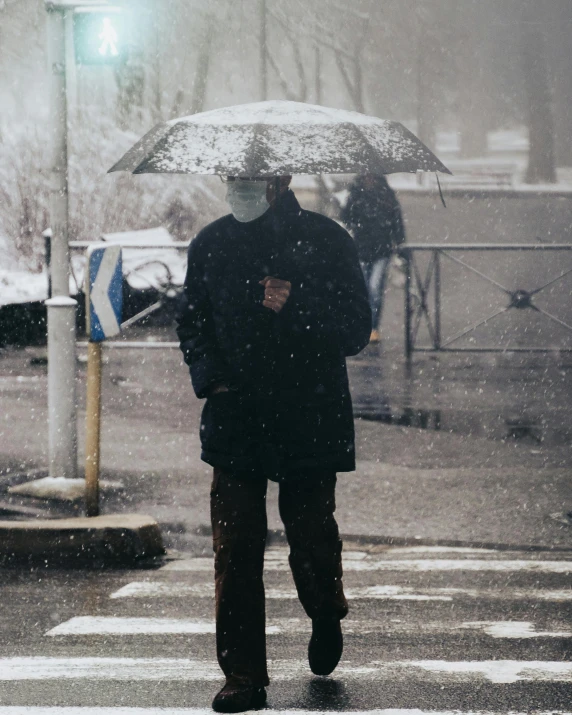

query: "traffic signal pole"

left=14, top=1, right=126, bottom=502
left=46, top=4, right=70, bottom=300
left=46, top=2, right=79, bottom=483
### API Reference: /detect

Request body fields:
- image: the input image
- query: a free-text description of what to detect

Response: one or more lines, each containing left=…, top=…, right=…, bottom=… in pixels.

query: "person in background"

left=341, top=173, right=406, bottom=343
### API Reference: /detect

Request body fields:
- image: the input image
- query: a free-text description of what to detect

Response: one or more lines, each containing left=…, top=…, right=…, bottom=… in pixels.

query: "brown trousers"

left=210, top=467, right=349, bottom=687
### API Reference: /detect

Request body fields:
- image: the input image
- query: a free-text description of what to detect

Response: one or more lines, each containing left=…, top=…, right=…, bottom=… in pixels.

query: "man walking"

left=176, top=176, right=371, bottom=712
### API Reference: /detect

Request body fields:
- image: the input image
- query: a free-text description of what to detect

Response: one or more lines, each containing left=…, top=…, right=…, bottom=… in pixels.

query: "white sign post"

left=46, top=297, right=78, bottom=483
left=85, top=244, right=122, bottom=516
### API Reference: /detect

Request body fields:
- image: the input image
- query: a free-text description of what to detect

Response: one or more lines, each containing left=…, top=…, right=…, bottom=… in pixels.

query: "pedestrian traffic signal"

left=73, top=7, right=126, bottom=65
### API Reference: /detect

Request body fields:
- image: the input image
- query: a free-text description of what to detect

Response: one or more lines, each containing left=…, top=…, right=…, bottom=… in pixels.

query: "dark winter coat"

left=340, top=177, right=406, bottom=263
left=176, top=189, right=371, bottom=481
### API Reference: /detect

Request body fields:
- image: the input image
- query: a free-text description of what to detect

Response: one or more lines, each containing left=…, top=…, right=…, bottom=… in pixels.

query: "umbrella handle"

left=435, top=173, right=447, bottom=208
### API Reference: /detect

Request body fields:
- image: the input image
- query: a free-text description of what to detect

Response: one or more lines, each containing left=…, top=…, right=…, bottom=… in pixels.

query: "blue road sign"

left=86, top=244, right=123, bottom=342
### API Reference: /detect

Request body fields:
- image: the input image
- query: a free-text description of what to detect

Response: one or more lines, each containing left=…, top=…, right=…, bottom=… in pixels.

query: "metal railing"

left=398, top=244, right=572, bottom=358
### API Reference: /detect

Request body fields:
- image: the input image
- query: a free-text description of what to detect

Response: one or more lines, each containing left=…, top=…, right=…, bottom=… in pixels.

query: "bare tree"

left=413, top=4, right=445, bottom=151
left=115, top=49, right=146, bottom=129
left=189, top=12, right=216, bottom=115
left=266, top=11, right=308, bottom=102
left=166, top=0, right=234, bottom=118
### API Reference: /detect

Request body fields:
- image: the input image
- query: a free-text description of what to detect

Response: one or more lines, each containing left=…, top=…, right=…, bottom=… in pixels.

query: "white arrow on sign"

left=90, top=245, right=121, bottom=338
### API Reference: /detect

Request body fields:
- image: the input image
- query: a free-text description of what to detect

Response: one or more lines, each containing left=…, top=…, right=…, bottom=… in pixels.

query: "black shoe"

left=212, top=680, right=267, bottom=713
left=308, top=617, right=343, bottom=676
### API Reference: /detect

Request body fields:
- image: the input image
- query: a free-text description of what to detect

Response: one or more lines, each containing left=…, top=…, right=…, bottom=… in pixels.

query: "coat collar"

left=272, top=188, right=302, bottom=217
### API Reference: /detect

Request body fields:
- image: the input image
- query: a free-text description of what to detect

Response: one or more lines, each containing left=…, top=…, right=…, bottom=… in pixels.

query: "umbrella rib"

left=108, top=122, right=171, bottom=174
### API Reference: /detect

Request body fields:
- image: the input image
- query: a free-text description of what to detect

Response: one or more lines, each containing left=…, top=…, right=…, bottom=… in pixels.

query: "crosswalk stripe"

left=0, top=710, right=571, bottom=715
left=109, top=581, right=572, bottom=602
left=227, top=546, right=569, bottom=559
left=45, top=616, right=572, bottom=639
left=347, top=547, right=500, bottom=555
left=1, top=658, right=571, bottom=683
left=161, top=558, right=572, bottom=573
left=44, top=617, right=272, bottom=636
left=263, top=547, right=501, bottom=560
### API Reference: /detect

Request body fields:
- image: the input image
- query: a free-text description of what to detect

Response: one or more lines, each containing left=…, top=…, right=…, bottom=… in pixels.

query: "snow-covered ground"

left=0, top=266, right=48, bottom=308
left=0, top=228, right=187, bottom=308
left=100, top=227, right=187, bottom=292
left=435, top=127, right=529, bottom=155
left=0, top=233, right=47, bottom=307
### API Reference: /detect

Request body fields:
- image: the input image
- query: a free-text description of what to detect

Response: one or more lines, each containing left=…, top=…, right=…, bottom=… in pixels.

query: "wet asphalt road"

left=1, top=332, right=571, bottom=548
left=1, top=544, right=571, bottom=713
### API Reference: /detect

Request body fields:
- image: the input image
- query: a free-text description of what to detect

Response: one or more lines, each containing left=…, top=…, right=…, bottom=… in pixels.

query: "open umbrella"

left=108, top=100, right=451, bottom=177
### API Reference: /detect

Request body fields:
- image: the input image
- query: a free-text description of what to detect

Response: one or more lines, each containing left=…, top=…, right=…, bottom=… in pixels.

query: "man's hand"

left=259, top=276, right=292, bottom=313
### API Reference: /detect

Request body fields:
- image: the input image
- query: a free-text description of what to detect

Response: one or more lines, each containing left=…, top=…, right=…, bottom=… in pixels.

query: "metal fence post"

left=403, top=248, right=413, bottom=361
left=43, top=228, right=52, bottom=299
left=434, top=249, right=442, bottom=350
left=85, top=341, right=102, bottom=517
left=46, top=297, right=78, bottom=481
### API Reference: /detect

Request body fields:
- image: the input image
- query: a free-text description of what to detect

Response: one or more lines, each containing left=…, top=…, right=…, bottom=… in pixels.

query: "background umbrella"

left=108, top=100, right=451, bottom=178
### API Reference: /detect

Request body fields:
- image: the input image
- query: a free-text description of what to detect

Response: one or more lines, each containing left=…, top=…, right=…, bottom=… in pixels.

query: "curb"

left=334, top=533, right=572, bottom=554
left=0, top=514, right=165, bottom=567
left=191, top=525, right=572, bottom=554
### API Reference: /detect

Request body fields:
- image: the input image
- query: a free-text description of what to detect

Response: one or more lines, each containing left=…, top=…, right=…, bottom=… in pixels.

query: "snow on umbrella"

left=108, top=100, right=451, bottom=177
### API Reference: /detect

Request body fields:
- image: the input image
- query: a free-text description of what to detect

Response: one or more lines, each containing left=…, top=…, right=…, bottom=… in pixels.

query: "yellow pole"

left=85, top=340, right=102, bottom=517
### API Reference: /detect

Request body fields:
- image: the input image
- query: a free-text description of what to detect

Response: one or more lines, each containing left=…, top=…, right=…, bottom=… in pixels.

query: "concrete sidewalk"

left=1, top=332, right=571, bottom=553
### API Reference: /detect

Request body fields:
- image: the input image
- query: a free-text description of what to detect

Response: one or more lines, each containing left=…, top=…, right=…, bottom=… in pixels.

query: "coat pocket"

left=276, top=391, right=352, bottom=459
left=200, top=391, right=252, bottom=456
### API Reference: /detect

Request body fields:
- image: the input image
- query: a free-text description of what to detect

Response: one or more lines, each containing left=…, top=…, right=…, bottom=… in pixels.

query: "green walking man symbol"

left=98, top=17, right=119, bottom=57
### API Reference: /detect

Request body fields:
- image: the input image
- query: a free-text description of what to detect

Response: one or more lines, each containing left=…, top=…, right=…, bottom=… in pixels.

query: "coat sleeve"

left=175, top=236, right=228, bottom=399
left=390, top=200, right=406, bottom=248
left=277, top=222, right=372, bottom=357
left=339, top=191, right=358, bottom=231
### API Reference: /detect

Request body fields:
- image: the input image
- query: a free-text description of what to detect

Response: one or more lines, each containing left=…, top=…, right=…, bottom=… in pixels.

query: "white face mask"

left=226, top=180, right=270, bottom=223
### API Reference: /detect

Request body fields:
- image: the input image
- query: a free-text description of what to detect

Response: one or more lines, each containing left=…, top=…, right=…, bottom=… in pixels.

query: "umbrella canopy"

left=108, top=100, right=451, bottom=177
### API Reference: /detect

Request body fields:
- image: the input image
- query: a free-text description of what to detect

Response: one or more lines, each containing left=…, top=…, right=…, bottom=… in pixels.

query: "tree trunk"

left=315, top=45, right=322, bottom=104
left=260, top=0, right=268, bottom=101
left=416, top=32, right=438, bottom=152
left=551, top=0, right=572, bottom=166
left=190, top=13, right=215, bottom=115
left=115, top=52, right=146, bottom=129
left=335, top=51, right=365, bottom=113
left=457, top=1, right=489, bottom=158
left=522, top=26, right=556, bottom=183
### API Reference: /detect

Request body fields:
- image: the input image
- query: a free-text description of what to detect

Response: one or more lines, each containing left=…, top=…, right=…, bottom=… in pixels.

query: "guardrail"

left=398, top=244, right=572, bottom=359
